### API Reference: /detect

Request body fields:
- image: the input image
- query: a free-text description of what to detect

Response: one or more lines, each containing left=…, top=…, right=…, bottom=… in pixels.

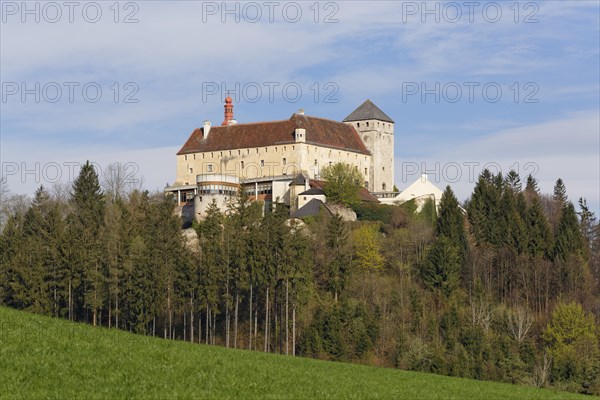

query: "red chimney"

left=221, top=95, right=233, bottom=126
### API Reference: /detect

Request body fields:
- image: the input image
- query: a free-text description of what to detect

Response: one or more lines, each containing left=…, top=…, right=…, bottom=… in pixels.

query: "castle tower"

left=343, top=99, right=395, bottom=192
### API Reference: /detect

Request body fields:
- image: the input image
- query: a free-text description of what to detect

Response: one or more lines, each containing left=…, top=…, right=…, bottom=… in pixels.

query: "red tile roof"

left=309, top=180, right=379, bottom=203
left=177, top=113, right=370, bottom=156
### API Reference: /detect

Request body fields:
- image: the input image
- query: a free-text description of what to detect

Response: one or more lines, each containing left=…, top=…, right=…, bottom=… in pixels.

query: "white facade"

left=380, top=174, right=443, bottom=210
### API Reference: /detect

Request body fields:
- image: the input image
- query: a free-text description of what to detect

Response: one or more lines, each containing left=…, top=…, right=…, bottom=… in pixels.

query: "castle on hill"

left=165, top=97, right=442, bottom=220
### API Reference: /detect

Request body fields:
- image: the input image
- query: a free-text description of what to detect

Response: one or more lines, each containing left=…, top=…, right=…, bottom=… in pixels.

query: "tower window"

left=382, top=183, right=386, bottom=191
left=184, top=155, right=188, bottom=161
left=366, top=122, right=369, bottom=127
left=314, top=159, right=318, bottom=166
left=283, top=158, right=287, bottom=165
left=364, top=168, right=367, bottom=175
left=241, top=161, right=244, bottom=169
left=357, top=123, right=360, bottom=127
left=190, top=168, right=193, bottom=173
left=207, top=165, right=213, bottom=172
left=261, top=160, right=265, bottom=167
left=383, top=167, right=385, bottom=171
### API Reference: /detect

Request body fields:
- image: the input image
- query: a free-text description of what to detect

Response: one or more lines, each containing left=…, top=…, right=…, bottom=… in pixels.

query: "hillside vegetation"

left=0, top=306, right=589, bottom=399
left=1, top=163, right=599, bottom=395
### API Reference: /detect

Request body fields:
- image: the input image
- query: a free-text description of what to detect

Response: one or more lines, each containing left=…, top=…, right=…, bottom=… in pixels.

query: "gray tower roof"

left=343, top=99, right=394, bottom=123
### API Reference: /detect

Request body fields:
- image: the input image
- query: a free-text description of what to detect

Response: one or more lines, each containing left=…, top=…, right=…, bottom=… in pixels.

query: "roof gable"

left=343, top=99, right=394, bottom=123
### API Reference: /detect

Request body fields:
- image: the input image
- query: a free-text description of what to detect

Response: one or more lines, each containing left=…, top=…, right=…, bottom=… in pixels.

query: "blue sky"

left=1, top=1, right=599, bottom=212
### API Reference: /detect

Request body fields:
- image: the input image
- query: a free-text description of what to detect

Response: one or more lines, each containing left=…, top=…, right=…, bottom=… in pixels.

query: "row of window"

left=355, top=121, right=391, bottom=129
left=184, top=146, right=296, bottom=161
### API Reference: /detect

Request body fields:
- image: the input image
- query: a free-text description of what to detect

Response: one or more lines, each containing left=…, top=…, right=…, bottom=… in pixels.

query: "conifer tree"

left=196, top=200, right=224, bottom=344
left=69, top=162, right=105, bottom=325
left=553, top=178, right=568, bottom=205
left=525, top=174, right=539, bottom=195
left=325, top=213, right=350, bottom=303
left=555, top=202, right=584, bottom=261
left=505, top=170, right=522, bottom=193
left=422, top=236, right=460, bottom=296
left=436, top=186, right=467, bottom=263
left=525, top=196, right=553, bottom=259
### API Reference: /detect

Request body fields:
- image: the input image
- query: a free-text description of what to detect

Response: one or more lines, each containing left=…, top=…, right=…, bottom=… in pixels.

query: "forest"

left=1, top=162, right=599, bottom=395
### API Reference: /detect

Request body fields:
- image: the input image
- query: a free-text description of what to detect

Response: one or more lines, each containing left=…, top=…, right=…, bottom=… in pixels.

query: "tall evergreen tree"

left=436, top=186, right=467, bottom=264
left=553, top=178, right=568, bottom=205
left=69, top=162, right=105, bottom=324
left=325, top=214, right=350, bottom=303
left=525, top=196, right=553, bottom=259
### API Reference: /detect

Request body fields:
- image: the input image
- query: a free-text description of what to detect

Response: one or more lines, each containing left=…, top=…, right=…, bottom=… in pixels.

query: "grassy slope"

left=0, top=307, right=589, bottom=399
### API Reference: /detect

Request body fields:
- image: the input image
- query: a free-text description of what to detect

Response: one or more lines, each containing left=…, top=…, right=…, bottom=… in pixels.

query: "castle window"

left=220, top=152, right=223, bottom=157
left=292, top=146, right=295, bottom=150
left=314, top=159, right=317, bottom=166
left=366, top=122, right=369, bottom=127
left=193, top=154, right=196, bottom=160
left=382, top=183, right=386, bottom=191
left=211, top=152, right=214, bottom=158
left=383, top=167, right=385, bottom=171
left=261, top=160, right=265, bottom=167
left=184, top=155, right=188, bottom=161
left=284, top=146, right=287, bottom=151
left=189, top=168, right=193, bottom=173
left=207, top=165, right=213, bottom=172
left=329, top=161, right=332, bottom=166
left=238, top=150, right=241, bottom=155
left=247, top=149, right=250, bottom=154
left=283, top=158, right=287, bottom=165
left=364, top=168, right=367, bottom=175
left=229, top=151, right=232, bottom=156
left=265, top=147, right=268, bottom=152
left=275, top=147, right=278, bottom=152
left=241, top=161, right=244, bottom=169
left=364, top=181, right=368, bottom=188
left=357, top=123, right=360, bottom=127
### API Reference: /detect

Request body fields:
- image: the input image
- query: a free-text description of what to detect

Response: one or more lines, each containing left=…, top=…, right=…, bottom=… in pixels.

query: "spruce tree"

left=325, top=213, right=350, bottom=302
left=436, top=185, right=467, bottom=263
left=554, top=202, right=584, bottom=261
left=553, top=178, right=567, bottom=205
left=505, top=170, right=522, bottom=193
left=525, top=196, right=553, bottom=259
left=525, top=174, right=539, bottom=195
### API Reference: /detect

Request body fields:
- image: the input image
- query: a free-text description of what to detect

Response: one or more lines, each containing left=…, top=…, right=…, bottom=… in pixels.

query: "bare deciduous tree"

left=102, top=162, right=143, bottom=201
left=507, top=306, right=533, bottom=343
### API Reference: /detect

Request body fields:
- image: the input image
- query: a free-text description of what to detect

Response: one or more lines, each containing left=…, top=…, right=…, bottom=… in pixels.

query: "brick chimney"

left=221, top=95, right=233, bottom=126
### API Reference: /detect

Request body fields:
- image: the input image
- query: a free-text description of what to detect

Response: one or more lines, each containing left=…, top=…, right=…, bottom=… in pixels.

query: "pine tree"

left=555, top=202, right=584, bottom=261
left=325, top=213, right=350, bottom=303
left=422, top=236, right=460, bottom=296
left=437, top=186, right=467, bottom=264
left=525, top=174, right=539, bottom=195
left=553, top=178, right=567, bottom=205
left=505, top=170, right=522, bottom=193
left=525, top=196, right=553, bottom=259
left=69, top=162, right=105, bottom=324
left=196, top=200, right=224, bottom=344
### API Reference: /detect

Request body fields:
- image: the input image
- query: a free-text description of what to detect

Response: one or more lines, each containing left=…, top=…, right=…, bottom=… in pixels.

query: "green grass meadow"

left=0, top=306, right=590, bottom=399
